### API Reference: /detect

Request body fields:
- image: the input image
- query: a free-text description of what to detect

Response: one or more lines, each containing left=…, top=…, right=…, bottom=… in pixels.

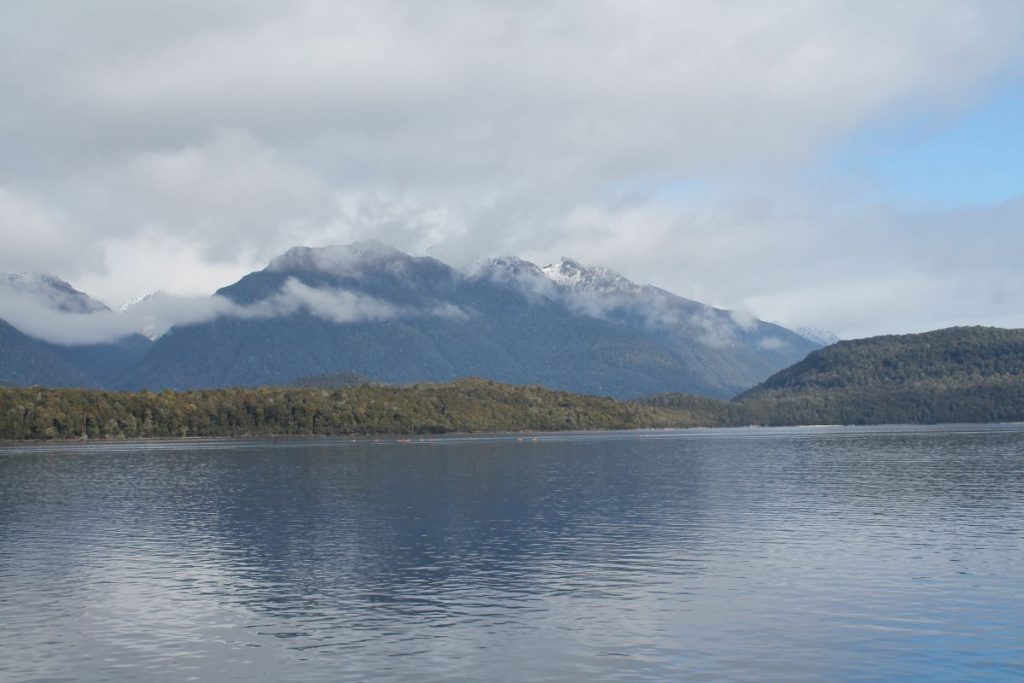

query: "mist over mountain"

left=0, top=243, right=819, bottom=397
left=0, top=274, right=152, bottom=386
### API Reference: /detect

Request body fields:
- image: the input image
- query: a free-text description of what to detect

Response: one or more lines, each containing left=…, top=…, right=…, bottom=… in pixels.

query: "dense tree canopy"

left=0, top=379, right=699, bottom=441
left=647, top=326, right=1024, bottom=426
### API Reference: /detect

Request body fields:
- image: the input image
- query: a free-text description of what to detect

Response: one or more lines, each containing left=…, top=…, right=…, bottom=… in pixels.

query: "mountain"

left=531, top=256, right=819, bottom=395
left=117, top=242, right=818, bottom=397
left=0, top=272, right=152, bottom=386
left=733, top=326, right=1024, bottom=424
left=541, top=257, right=643, bottom=294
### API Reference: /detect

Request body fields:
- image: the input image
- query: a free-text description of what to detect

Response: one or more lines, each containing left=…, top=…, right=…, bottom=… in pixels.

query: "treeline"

left=0, top=378, right=700, bottom=441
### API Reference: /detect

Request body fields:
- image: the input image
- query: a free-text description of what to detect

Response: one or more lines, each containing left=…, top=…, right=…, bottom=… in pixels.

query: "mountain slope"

left=0, top=320, right=98, bottom=387
left=120, top=242, right=817, bottom=397
left=1, top=272, right=107, bottom=313
left=42, top=335, right=154, bottom=386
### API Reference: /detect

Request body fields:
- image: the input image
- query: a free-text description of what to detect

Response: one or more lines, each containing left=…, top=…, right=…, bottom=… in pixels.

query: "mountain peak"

left=474, top=256, right=546, bottom=279
left=541, top=257, right=642, bottom=295
left=119, top=291, right=159, bottom=313
left=1, top=272, right=108, bottom=313
left=267, top=241, right=410, bottom=275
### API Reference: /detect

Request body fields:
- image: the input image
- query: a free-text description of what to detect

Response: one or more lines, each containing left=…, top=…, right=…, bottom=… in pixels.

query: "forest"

left=0, top=378, right=699, bottom=441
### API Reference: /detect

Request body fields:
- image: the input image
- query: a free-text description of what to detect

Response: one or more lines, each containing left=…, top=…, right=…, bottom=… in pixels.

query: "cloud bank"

left=0, top=277, right=466, bottom=346
left=1, top=2, right=1023, bottom=337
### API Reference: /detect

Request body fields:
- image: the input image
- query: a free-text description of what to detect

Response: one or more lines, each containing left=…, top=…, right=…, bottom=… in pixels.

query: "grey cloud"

left=1, top=2, right=1023, bottom=337
left=91, top=130, right=338, bottom=261
left=0, top=187, right=103, bottom=279
left=7, top=1, right=1022, bottom=181
left=758, top=337, right=787, bottom=351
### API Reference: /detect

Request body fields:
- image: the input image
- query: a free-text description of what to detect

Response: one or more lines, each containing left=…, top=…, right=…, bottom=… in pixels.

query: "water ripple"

left=1, top=424, right=1023, bottom=681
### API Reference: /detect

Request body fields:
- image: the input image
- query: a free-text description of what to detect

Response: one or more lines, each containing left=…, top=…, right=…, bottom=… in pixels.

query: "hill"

left=641, top=327, right=1024, bottom=426
left=730, top=326, right=1024, bottom=425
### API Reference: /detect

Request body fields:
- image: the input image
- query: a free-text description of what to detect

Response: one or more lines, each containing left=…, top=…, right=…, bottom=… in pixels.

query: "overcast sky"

left=2, top=1, right=1023, bottom=338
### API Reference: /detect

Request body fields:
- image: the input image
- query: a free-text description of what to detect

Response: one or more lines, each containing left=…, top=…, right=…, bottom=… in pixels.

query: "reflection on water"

left=1, top=425, right=1023, bottom=681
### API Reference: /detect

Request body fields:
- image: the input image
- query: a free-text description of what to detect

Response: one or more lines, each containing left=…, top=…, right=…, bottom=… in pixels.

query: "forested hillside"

left=0, top=379, right=698, bottom=441
left=640, top=326, right=1024, bottom=426
left=727, top=326, right=1024, bottom=425
left=741, top=326, right=1024, bottom=394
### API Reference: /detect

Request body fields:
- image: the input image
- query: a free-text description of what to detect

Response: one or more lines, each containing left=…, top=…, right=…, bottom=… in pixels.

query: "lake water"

left=1, top=424, right=1023, bottom=681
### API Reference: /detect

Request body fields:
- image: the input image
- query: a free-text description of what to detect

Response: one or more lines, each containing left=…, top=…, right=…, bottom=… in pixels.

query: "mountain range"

left=0, top=242, right=821, bottom=398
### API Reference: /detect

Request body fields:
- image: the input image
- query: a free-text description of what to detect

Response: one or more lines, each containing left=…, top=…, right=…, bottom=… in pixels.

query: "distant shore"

left=3, top=373, right=1023, bottom=442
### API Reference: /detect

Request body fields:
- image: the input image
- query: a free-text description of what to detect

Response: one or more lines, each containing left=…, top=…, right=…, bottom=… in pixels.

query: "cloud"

left=8, top=2, right=1022, bottom=180
left=0, top=187, right=103, bottom=279
left=0, top=2, right=1023, bottom=336
left=92, top=130, right=339, bottom=262
left=758, top=337, right=787, bottom=351
left=0, top=276, right=468, bottom=346
left=249, top=278, right=401, bottom=324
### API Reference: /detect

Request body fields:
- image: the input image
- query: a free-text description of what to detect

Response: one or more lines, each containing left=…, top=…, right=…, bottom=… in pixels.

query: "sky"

left=1, top=1, right=1023, bottom=339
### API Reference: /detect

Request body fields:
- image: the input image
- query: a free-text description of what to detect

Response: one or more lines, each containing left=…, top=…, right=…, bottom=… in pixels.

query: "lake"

left=1, top=424, right=1023, bottom=681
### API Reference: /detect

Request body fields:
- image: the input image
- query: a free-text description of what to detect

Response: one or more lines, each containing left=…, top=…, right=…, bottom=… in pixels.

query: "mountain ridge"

left=0, top=243, right=819, bottom=397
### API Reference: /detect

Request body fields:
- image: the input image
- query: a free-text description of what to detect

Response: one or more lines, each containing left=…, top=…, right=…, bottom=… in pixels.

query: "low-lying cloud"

left=0, top=277, right=468, bottom=346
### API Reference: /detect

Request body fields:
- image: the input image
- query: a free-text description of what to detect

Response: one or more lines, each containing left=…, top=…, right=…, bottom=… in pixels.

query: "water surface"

left=1, top=425, right=1023, bottom=681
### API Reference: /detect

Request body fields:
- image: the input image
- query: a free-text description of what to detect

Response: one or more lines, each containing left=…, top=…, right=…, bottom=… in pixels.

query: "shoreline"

left=3, top=421, right=1023, bottom=448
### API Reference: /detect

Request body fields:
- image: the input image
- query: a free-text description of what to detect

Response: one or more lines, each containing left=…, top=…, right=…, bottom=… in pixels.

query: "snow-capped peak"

left=119, top=291, right=159, bottom=313
left=0, top=272, right=108, bottom=313
left=796, top=327, right=841, bottom=347
left=474, top=256, right=546, bottom=279
left=540, top=257, right=643, bottom=295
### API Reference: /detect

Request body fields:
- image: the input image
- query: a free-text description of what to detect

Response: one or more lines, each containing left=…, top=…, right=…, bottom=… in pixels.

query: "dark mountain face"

left=42, top=334, right=153, bottom=386
left=118, top=242, right=818, bottom=397
left=0, top=320, right=97, bottom=388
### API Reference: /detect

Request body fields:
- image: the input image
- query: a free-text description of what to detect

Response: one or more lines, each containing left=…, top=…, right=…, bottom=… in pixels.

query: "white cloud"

left=91, top=130, right=339, bottom=262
